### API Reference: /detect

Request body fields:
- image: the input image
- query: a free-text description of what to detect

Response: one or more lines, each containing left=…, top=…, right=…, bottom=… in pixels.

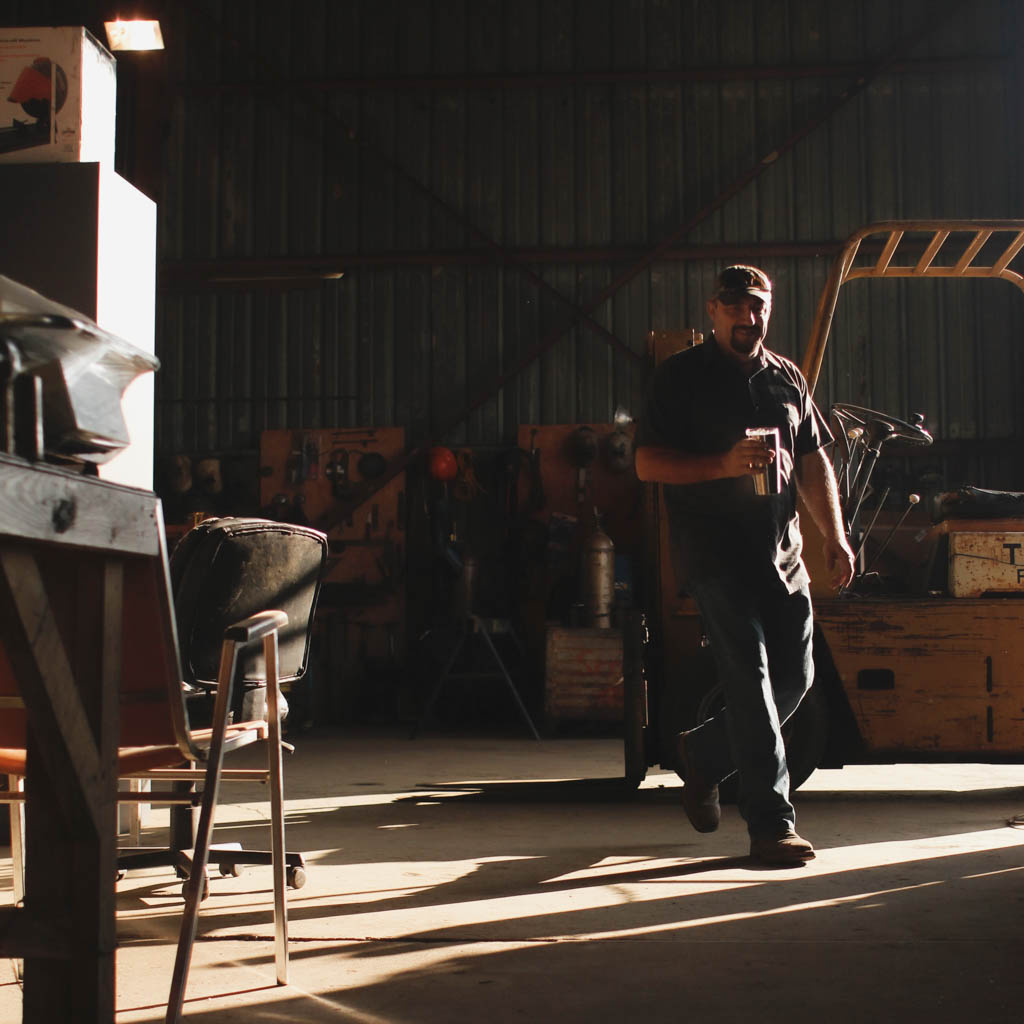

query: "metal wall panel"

left=8, top=0, right=1024, bottom=490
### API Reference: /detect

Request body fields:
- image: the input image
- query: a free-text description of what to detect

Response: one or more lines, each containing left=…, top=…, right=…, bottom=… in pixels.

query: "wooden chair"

left=1, top=514, right=326, bottom=1024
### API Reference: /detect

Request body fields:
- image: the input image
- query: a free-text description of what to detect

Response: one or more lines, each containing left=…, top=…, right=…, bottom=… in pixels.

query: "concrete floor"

left=3, top=728, right=1024, bottom=1023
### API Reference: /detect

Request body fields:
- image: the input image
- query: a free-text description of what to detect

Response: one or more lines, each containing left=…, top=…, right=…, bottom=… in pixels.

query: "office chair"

left=118, top=516, right=326, bottom=890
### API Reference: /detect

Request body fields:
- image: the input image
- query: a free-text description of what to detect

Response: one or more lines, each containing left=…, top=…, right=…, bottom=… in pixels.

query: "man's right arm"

left=635, top=439, right=773, bottom=485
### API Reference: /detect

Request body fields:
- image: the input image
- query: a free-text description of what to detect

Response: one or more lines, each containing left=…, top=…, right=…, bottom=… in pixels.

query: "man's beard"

left=730, top=326, right=763, bottom=355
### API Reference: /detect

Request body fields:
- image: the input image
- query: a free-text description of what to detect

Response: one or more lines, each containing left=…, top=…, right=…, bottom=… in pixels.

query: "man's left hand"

left=823, top=536, right=856, bottom=590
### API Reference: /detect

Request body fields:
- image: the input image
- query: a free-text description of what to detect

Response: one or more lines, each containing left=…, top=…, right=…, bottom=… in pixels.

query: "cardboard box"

left=0, top=26, right=116, bottom=165
left=0, top=163, right=157, bottom=488
left=948, top=531, right=1024, bottom=597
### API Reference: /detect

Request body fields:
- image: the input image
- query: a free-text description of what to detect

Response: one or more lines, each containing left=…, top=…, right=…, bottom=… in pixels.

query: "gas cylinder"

left=581, top=525, right=615, bottom=629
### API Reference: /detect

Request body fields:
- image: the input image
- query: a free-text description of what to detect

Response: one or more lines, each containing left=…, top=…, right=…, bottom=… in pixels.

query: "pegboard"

left=515, top=423, right=643, bottom=556
left=259, top=427, right=405, bottom=628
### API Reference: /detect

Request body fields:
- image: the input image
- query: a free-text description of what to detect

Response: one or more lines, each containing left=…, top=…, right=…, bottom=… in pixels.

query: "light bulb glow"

left=104, top=20, right=164, bottom=52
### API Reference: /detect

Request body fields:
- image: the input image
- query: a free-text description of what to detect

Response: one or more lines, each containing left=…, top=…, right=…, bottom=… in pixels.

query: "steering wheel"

left=831, top=403, right=933, bottom=448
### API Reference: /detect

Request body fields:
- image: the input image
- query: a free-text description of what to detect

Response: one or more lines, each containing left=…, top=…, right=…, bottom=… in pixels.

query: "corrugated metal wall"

left=14, top=0, right=1024, bottom=488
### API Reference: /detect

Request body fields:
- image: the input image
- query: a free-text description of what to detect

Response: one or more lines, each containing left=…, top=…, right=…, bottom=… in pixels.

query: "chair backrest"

left=121, top=535, right=194, bottom=753
left=170, top=517, right=327, bottom=692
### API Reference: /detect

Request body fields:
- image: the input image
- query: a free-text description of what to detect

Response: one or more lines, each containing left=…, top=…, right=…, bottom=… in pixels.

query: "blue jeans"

left=682, top=577, right=814, bottom=839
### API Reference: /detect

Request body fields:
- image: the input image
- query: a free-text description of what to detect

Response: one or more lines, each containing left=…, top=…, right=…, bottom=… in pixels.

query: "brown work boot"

left=673, top=731, right=720, bottom=833
left=749, top=830, right=816, bottom=865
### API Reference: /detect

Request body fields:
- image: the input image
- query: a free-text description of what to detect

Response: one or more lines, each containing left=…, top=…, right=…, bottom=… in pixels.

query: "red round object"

left=428, top=446, right=458, bottom=481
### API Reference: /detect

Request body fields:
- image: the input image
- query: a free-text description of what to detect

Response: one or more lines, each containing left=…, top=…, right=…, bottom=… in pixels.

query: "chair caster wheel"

left=182, top=873, right=210, bottom=901
left=287, top=866, right=306, bottom=890
left=218, top=862, right=241, bottom=877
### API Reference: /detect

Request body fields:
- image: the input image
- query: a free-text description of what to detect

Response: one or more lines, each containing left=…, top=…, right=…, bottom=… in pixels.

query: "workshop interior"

left=2, top=0, right=1024, bottom=798
left=2, top=1, right=1024, bottom=1021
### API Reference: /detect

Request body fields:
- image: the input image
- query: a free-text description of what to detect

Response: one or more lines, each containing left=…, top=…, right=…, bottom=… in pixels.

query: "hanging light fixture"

left=104, top=19, right=164, bottom=52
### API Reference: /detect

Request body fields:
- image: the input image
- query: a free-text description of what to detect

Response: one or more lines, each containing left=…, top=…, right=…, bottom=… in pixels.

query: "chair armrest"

left=224, top=610, right=289, bottom=643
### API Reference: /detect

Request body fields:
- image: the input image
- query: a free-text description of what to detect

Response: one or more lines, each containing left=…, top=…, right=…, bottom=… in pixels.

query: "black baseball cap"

left=713, top=264, right=772, bottom=303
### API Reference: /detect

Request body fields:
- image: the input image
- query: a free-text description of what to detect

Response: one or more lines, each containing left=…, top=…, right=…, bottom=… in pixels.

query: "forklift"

left=629, top=220, right=1024, bottom=791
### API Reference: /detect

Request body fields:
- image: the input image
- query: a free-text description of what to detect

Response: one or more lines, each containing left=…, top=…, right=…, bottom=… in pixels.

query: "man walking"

left=636, top=265, right=854, bottom=865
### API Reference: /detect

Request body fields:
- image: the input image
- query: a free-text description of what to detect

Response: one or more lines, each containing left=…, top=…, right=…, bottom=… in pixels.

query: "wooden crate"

left=815, top=597, right=1024, bottom=754
left=545, top=626, right=623, bottom=723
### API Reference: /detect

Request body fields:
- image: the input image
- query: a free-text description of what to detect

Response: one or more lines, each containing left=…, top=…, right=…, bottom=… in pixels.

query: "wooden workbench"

left=0, top=452, right=161, bottom=1023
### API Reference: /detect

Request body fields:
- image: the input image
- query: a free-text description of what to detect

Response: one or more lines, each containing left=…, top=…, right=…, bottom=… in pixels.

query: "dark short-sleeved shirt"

left=639, top=336, right=832, bottom=593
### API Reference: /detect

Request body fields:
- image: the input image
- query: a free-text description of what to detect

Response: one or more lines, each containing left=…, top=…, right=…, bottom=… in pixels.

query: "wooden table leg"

left=0, top=547, right=122, bottom=1023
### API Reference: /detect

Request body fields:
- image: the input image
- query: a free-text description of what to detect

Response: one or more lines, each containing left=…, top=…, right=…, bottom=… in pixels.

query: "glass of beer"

left=745, top=427, right=780, bottom=496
